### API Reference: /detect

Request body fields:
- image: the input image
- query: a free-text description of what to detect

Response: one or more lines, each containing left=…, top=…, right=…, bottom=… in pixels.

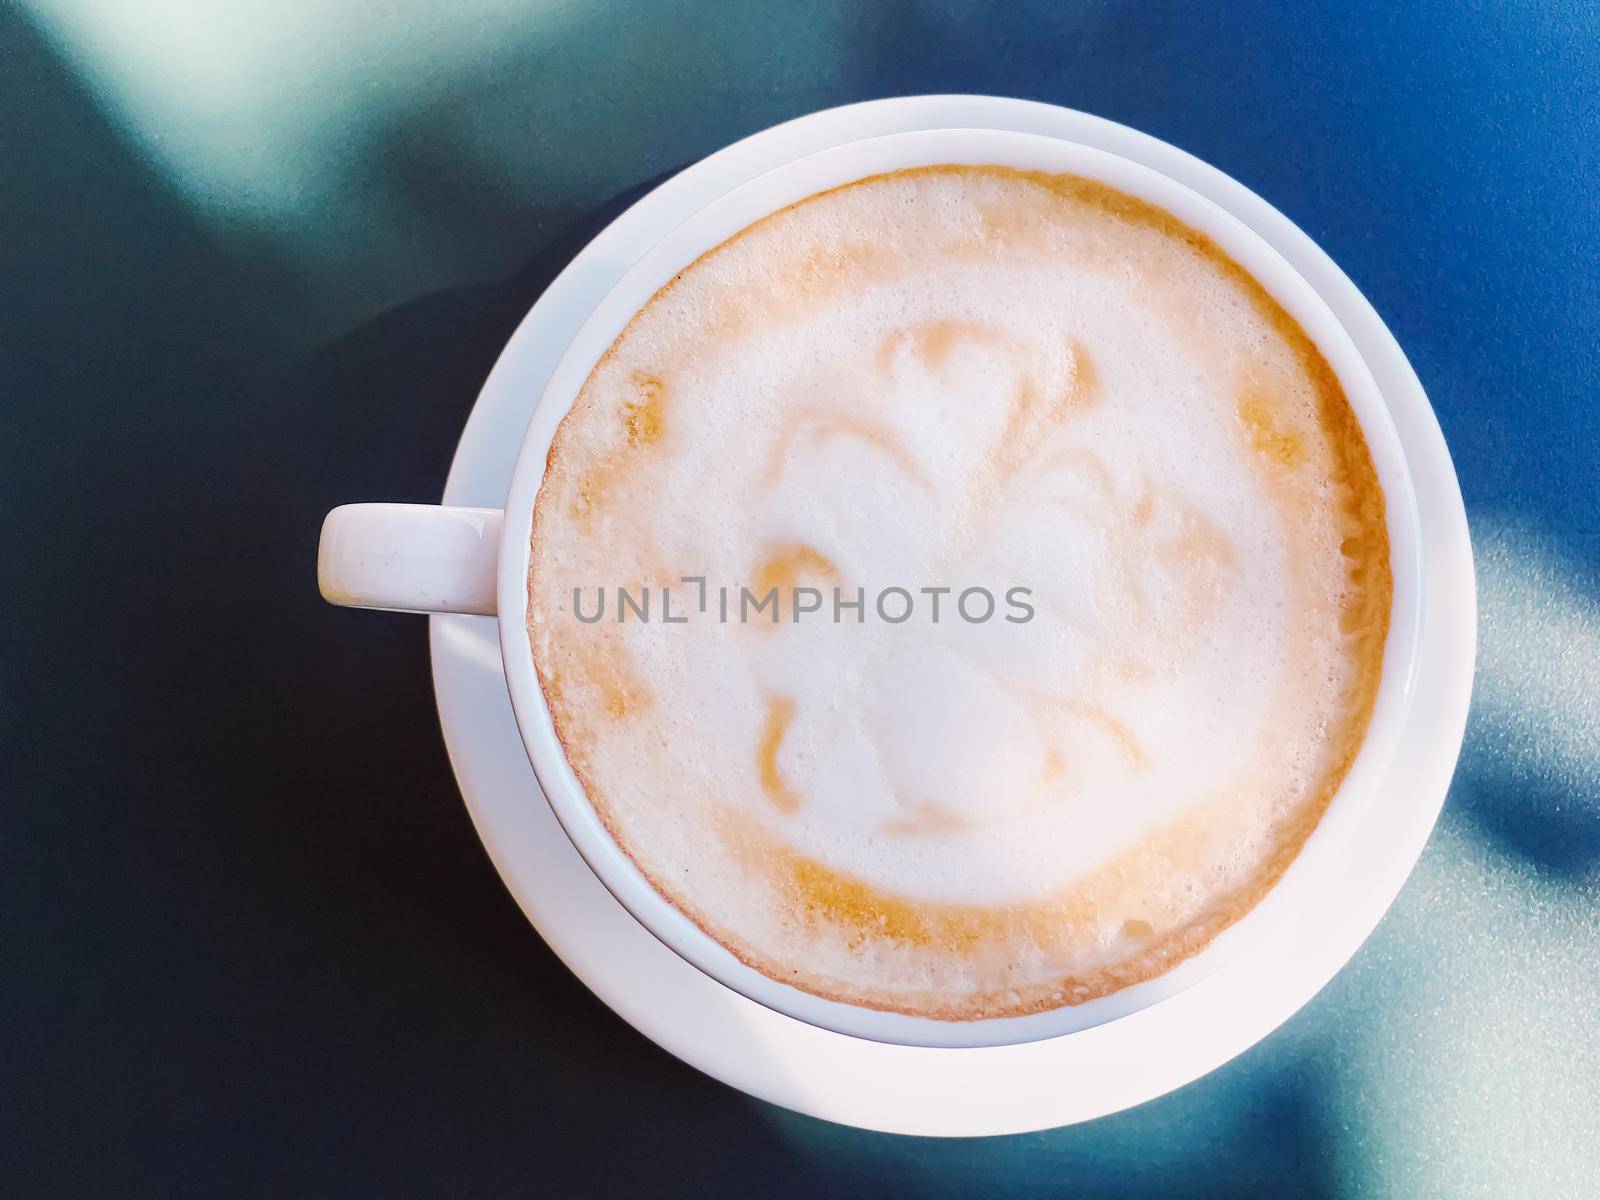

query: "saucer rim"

left=429, top=94, right=1475, bottom=1136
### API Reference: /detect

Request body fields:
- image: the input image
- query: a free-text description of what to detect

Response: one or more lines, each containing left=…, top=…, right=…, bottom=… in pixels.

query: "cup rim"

left=494, top=127, right=1425, bottom=1048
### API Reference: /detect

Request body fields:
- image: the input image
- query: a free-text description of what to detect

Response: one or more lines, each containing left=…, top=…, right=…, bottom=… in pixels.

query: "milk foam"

left=529, top=167, right=1390, bottom=1018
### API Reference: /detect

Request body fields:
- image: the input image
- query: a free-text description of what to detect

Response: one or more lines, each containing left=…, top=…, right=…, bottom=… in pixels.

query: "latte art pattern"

left=529, top=167, right=1390, bottom=1019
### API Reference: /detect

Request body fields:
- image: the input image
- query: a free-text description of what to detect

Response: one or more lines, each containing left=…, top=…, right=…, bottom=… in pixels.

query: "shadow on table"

left=1446, top=517, right=1600, bottom=882
left=5, top=9, right=816, bottom=1189
left=15, top=0, right=1600, bottom=1193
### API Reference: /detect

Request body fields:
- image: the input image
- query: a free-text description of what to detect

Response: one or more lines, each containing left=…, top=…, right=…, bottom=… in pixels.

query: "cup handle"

left=317, top=504, right=503, bottom=616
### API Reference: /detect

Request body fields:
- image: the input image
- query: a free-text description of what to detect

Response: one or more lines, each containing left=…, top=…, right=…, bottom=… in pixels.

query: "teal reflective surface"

left=6, top=2, right=1596, bottom=1194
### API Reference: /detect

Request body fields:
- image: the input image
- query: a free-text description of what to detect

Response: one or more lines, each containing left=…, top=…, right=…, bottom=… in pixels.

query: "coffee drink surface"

left=528, top=166, right=1390, bottom=1019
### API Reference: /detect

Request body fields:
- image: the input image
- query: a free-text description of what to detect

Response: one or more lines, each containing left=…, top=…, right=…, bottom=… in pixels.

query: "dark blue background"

left=6, top=2, right=1597, bottom=1195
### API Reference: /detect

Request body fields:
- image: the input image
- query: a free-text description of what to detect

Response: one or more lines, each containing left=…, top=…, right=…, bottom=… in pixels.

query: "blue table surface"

left=6, top=2, right=1597, bottom=1196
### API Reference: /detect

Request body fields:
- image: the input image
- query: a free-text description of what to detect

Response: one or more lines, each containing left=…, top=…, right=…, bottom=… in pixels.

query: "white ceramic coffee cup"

left=319, top=128, right=1423, bottom=1048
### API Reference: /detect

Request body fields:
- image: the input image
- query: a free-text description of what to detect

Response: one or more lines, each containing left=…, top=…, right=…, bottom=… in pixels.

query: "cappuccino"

left=528, top=166, right=1390, bottom=1019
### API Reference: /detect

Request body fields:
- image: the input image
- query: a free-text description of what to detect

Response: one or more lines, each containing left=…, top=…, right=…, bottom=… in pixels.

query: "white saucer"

left=429, top=96, right=1475, bottom=1136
